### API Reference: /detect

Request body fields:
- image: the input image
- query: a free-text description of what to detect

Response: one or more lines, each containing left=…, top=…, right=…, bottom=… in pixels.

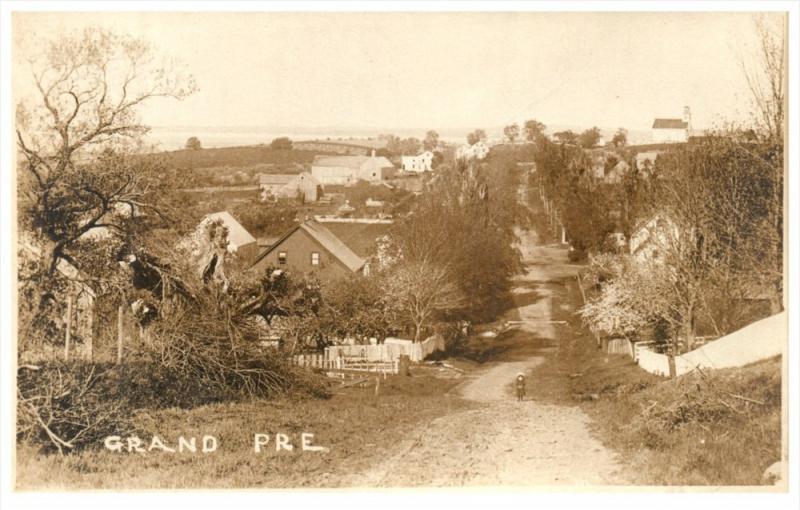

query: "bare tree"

left=739, top=14, right=786, bottom=313
left=387, top=260, right=465, bottom=342
left=16, top=28, right=196, bottom=275
left=740, top=14, right=786, bottom=144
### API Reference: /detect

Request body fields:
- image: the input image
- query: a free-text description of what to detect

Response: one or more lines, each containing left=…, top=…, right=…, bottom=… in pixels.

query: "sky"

left=12, top=11, right=784, bottom=137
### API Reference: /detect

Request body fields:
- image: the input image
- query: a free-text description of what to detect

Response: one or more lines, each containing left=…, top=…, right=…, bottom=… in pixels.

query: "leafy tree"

left=578, top=127, right=602, bottom=149
left=503, top=123, right=520, bottom=144
left=185, top=137, right=202, bottom=150
left=270, top=137, right=293, bottom=151
left=466, top=129, right=487, bottom=145
left=431, top=151, right=445, bottom=169
left=423, top=130, right=440, bottom=151
left=552, top=130, right=578, bottom=145
left=524, top=119, right=547, bottom=142
left=611, top=128, right=628, bottom=148
left=385, top=135, right=421, bottom=156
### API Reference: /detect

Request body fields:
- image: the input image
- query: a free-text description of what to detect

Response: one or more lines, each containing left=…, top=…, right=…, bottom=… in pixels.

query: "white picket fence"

left=606, top=337, right=635, bottom=358
left=290, top=352, right=399, bottom=374
left=290, top=334, right=446, bottom=375
left=325, top=335, right=445, bottom=363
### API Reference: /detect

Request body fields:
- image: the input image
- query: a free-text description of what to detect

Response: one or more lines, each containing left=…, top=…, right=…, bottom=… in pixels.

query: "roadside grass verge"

left=16, top=372, right=474, bottom=489
left=528, top=279, right=782, bottom=486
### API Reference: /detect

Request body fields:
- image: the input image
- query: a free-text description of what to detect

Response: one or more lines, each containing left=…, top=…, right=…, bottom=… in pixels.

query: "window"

left=311, top=252, right=320, bottom=266
left=278, top=252, right=287, bottom=265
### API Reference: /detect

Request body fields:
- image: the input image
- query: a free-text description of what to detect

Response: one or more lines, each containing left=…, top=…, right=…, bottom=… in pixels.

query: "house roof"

left=402, top=151, right=433, bottom=161
left=257, top=236, right=280, bottom=247
left=259, top=174, right=296, bottom=185
left=312, top=155, right=394, bottom=170
left=321, top=222, right=392, bottom=258
left=652, top=118, right=688, bottom=129
left=360, top=156, right=394, bottom=172
left=204, top=211, right=257, bottom=249
left=313, top=155, right=366, bottom=169
left=251, top=220, right=366, bottom=272
left=286, top=172, right=321, bottom=187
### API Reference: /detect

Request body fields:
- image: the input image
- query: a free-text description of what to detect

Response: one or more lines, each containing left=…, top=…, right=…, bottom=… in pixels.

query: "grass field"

left=16, top=371, right=475, bottom=489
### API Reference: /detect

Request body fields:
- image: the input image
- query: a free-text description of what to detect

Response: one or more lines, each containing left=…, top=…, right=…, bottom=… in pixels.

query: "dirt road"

left=350, top=226, right=626, bottom=487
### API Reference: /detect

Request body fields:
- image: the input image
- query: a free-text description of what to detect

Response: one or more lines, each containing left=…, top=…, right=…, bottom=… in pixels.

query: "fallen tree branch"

left=726, top=392, right=765, bottom=406
left=27, top=401, right=74, bottom=455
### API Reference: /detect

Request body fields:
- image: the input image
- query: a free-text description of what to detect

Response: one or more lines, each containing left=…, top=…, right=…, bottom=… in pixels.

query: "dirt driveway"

left=349, top=226, right=626, bottom=487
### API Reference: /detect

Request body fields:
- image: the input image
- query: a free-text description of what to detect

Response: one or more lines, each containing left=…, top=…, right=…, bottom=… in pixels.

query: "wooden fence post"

left=576, top=274, right=587, bottom=304
left=398, top=355, right=410, bottom=376
left=117, top=305, right=124, bottom=364
left=64, top=296, right=73, bottom=361
left=668, top=355, right=677, bottom=378
left=86, top=305, right=93, bottom=361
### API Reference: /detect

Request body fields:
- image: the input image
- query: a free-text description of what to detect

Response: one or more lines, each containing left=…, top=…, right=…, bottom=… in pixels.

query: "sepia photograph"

left=1, top=1, right=798, bottom=504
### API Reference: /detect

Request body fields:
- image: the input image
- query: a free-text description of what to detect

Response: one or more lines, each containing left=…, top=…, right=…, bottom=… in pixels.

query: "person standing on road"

left=515, top=372, right=526, bottom=402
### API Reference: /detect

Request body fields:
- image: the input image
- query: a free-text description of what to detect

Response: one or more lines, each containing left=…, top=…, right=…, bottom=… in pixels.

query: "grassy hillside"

left=528, top=276, right=783, bottom=486
left=16, top=372, right=473, bottom=489
left=156, top=146, right=319, bottom=170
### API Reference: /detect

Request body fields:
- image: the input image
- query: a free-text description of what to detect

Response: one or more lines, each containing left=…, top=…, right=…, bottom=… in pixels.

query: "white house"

left=401, top=151, right=434, bottom=172
left=629, top=212, right=681, bottom=266
left=199, top=211, right=258, bottom=261
left=456, top=141, right=489, bottom=161
left=652, top=106, right=692, bottom=143
left=311, top=151, right=395, bottom=186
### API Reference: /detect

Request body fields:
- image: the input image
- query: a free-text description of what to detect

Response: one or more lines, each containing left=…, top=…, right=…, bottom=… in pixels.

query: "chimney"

left=683, top=106, right=692, bottom=137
